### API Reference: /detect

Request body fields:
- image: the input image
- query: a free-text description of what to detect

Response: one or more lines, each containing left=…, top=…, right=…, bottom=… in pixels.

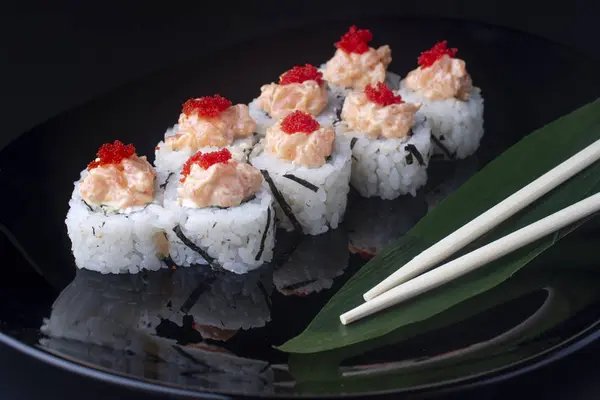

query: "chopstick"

left=340, top=191, right=600, bottom=325
left=363, top=138, right=600, bottom=302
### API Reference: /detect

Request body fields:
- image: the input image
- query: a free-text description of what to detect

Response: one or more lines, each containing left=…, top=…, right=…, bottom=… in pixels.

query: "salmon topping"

left=341, top=90, right=421, bottom=139
left=323, top=35, right=391, bottom=89
left=178, top=150, right=262, bottom=209
left=166, top=102, right=256, bottom=150
left=80, top=143, right=155, bottom=210
left=265, top=113, right=334, bottom=168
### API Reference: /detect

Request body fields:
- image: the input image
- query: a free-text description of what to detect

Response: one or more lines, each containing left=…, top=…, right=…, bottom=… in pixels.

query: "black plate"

left=1, top=17, right=600, bottom=398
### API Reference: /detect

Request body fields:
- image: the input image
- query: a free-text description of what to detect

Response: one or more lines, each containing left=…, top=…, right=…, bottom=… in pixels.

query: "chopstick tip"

left=339, top=314, right=349, bottom=325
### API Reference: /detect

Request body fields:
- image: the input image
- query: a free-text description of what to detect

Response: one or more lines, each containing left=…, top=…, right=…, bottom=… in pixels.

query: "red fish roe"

left=182, top=95, right=232, bottom=118
left=335, top=25, right=373, bottom=54
left=87, top=140, right=136, bottom=170
left=279, top=64, right=323, bottom=85
left=418, top=40, right=458, bottom=68
left=365, top=82, right=403, bottom=106
left=180, top=148, right=232, bottom=182
left=280, top=110, right=320, bottom=134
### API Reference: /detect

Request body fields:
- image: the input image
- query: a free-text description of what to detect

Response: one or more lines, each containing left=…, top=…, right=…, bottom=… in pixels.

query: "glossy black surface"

left=1, top=17, right=600, bottom=398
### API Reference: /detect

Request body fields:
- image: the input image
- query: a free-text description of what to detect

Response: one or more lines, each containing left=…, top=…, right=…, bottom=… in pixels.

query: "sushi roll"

left=336, top=82, right=433, bottom=199
left=154, top=94, right=257, bottom=178
left=273, top=228, right=348, bottom=296
left=321, top=25, right=401, bottom=96
left=163, top=148, right=276, bottom=274
left=248, top=64, right=343, bottom=135
left=64, top=141, right=169, bottom=274
left=250, top=111, right=352, bottom=235
left=399, top=41, right=484, bottom=159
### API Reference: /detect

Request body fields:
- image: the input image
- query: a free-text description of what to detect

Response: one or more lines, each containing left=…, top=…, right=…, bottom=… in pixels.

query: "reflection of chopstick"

left=340, top=138, right=600, bottom=325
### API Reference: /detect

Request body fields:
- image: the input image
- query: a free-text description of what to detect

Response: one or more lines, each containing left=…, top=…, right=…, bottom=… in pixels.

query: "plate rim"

left=2, top=316, right=600, bottom=399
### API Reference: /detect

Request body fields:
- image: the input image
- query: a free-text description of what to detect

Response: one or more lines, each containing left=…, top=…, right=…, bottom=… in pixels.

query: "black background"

left=2, top=1, right=600, bottom=398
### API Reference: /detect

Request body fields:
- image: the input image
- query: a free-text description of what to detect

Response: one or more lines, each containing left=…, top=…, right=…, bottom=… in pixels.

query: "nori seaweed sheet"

left=83, top=201, right=94, bottom=212
left=159, top=172, right=175, bottom=189
left=179, top=275, right=217, bottom=314
left=280, top=278, right=318, bottom=292
left=283, top=174, right=319, bottom=192
left=255, top=206, right=272, bottom=261
left=257, top=281, right=272, bottom=314
left=350, top=137, right=358, bottom=150
left=260, top=170, right=304, bottom=234
left=431, top=134, right=456, bottom=159
left=405, top=144, right=425, bottom=166
left=173, top=225, right=220, bottom=270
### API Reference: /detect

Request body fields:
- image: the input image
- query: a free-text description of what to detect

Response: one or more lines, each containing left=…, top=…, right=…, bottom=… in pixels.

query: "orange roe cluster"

left=418, top=40, right=458, bottom=68
left=280, top=110, right=320, bottom=134
left=180, top=148, right=232, bottom=182
left=182, top=95, right=232, bottom=118
left=87, top=140, right=136, bottom=170
left=335, top=25, right=373, bottom=54
left=279, top=64, right=323, bottom=85
left=365, top=82, right=403, bottom=106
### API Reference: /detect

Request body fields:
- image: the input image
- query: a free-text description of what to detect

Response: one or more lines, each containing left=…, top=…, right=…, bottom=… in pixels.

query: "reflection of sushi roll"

left=65, top=141, right=169, bottom=274
left=248, top=64, right=343, bottom=136
left=163, top=267, right=273, bottom=337
left=345, top=190, right=428, bottom=257
left=163, top=149, right=275, bottom=274
left=273, top=228, right=348, bottom=296
left=40, top=269, right=171, bottom=351
left=424, top=156, right=480, bottom=211
left=155, top=337, right=274, bottom=394
left=39, top=268, right=273, bottom=393
left=336, top=83, right=432, bottom=199
left=399, top=41, right=484, bottom=159
left=40, top=334, right=273, bottom=394
left=250, top=111, right=351, bottom=235
left=154, top=95, right=257, bottom=177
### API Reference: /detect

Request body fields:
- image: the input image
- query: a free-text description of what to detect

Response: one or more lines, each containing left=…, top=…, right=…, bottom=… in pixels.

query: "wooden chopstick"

left=340, top=192, right=600, bottom=325
left=363, top=138, right=600, bottom=302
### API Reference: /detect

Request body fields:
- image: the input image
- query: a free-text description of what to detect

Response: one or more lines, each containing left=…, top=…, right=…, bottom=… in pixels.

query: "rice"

left=162, top=178, right=276, bottom=274
left=399, top=83, right=484, bottom=159
left=154, top=124, right=256, bottom=176
left=65, top=170, right=169, bottom=274
left=336, top=113, right=432, bottom=200
left=249, top=136, right=352, bottom=236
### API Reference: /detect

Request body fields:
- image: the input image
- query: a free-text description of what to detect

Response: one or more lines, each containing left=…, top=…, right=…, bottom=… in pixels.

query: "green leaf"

left=278, top=97, right=600, bottom=353
left=285, top=241, right=600, bottom=394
